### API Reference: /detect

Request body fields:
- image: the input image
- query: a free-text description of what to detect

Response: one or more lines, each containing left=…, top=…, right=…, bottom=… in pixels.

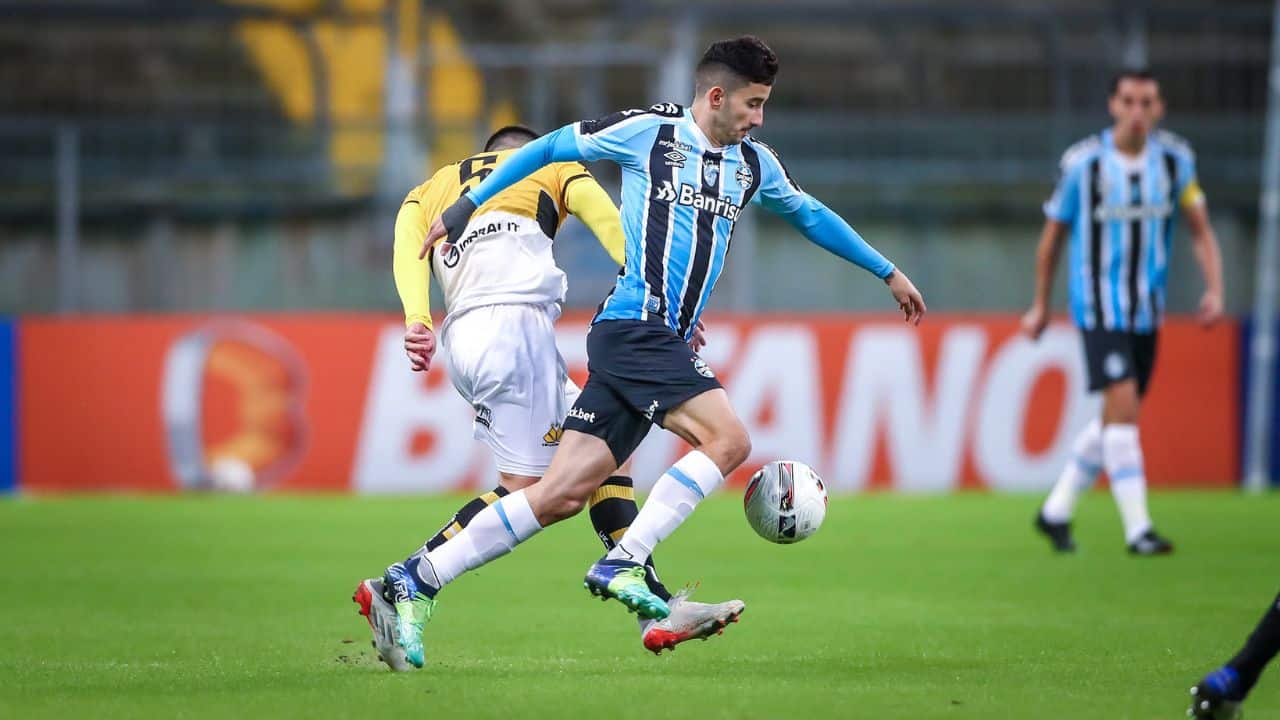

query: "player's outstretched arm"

left=749, top=141, right=923, bottom=323
left=1021, top=219, right=1069, bottom=340
left=420, top=126, right=584, bottom=257
left=791, top=198, right=925, bottom=325
left=764, top=190, right=925, bottom=324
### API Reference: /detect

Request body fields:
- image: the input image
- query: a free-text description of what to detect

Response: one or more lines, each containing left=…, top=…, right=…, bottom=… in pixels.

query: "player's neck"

left=690, top=105, right=729, bottom=148
left=1111, top=127, right=1148, bottom=157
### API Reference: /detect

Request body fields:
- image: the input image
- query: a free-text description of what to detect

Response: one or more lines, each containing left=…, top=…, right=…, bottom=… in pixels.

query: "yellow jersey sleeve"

left=562, top=167, right=626, bottom=266
left=392, top=195, right=433, bottom=330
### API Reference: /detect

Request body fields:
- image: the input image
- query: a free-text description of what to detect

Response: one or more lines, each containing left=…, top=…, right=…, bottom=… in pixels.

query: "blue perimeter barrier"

left=1240, top=317, right=1280, bottom=486
left=0, top=319, right=14, bottom=493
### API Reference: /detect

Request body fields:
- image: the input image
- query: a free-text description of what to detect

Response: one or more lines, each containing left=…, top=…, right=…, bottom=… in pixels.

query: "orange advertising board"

left=18, top=313, right=1238, bottom=493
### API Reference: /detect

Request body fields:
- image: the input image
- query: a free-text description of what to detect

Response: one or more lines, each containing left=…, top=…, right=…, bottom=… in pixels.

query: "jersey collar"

left=683, top=108, right=728, bottom=154
left=1101, top=127, right=1156, bottom=162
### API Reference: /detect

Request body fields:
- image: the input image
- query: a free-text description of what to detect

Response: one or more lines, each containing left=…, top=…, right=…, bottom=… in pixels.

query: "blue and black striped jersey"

left=1044, top=128, right=1203, bottom=333
left=455, top=102, right=896, bottom=341
left=573, top=104, right=810, bottom=337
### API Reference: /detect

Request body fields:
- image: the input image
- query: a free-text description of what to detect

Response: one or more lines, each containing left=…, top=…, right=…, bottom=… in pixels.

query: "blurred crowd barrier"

left=0, top=1, right=1272, bottom=315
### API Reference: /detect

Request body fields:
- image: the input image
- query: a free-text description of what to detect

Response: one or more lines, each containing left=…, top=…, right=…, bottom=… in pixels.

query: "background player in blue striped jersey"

left=377, top=36, right=927, bottom=662
left=1023, top=69, right=1225, bottom=555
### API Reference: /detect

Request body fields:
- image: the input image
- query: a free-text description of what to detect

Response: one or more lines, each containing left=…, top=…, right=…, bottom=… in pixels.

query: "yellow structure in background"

left=425, top=16, right=482, bottom=168
left=229, top=0, right=505, bottom=193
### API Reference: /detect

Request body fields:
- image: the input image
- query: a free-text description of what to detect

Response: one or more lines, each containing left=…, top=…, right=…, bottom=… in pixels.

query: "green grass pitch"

left=1, top=491, right=1276, bottom=719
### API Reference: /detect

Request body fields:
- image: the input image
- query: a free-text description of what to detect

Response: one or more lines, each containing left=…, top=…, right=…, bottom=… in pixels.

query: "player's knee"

left=1103, top=395, right=1140, bottom=424
left=544, top=488, right=589, bottom=523
left=726, top=431, right=752, bottom=469
left=706, top=427, right=751, bottom=473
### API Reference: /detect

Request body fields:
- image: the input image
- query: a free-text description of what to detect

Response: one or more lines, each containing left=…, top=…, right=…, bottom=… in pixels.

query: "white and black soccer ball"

left=743, top=461, right=828, bottom=544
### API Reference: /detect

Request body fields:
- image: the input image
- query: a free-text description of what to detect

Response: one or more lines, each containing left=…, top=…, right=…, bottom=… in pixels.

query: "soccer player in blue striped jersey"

left=1024, top=69, right=1225, bottom=555
left=381, top=36, right=925, bottom=658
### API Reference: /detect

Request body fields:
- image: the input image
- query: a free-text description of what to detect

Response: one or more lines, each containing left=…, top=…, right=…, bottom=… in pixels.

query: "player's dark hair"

left=1110, top=68, right=1158, bottom=95
left=484, top=125, right=540, bottom=151
left=695, top=35, right=779, bottom=94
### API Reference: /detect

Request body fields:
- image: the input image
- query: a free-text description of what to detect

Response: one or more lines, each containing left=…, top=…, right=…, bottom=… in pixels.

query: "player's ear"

left=708, top=86, right=725, bottom=110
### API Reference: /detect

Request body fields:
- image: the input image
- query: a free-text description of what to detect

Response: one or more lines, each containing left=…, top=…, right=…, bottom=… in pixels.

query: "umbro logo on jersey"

left=652, top=182, right=742, bottom=220
left=664, top=151, right=686, bottom=167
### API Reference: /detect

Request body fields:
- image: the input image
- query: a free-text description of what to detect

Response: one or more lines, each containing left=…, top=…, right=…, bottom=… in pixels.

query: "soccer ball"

left=743, top=461, right=828, bottom=543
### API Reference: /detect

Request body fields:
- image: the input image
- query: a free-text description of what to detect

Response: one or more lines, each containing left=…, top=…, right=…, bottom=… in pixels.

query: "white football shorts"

left=440, top=303, right=580, bottom=476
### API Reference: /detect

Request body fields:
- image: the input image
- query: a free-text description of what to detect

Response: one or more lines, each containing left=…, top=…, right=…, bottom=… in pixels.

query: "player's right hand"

left=689, top=320, right=708, bottom=353
left=404, top=321, right=436, bottom=372
left=418, top=218, right=448, bottom=260
left=885, top=269, right=926, bottom=326
left=1197, top=289, right=1224, bottom=328
left=1021, top=304, right=1049, bottom=340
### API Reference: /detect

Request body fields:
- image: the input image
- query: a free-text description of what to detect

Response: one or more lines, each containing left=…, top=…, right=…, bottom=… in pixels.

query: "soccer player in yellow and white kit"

left=353, top=126, right=743, bottom=670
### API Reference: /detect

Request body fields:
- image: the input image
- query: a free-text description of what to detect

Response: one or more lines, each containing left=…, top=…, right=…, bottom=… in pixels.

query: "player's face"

left=714, top=82, right=772, bottom=145
left=1108, top=78, right=1163, bottom=141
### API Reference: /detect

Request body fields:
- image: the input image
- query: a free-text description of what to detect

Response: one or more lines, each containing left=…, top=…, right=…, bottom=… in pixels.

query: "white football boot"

left=352, top=578, right=414, bottom=672
left=641, top=587, right=745, bottom=655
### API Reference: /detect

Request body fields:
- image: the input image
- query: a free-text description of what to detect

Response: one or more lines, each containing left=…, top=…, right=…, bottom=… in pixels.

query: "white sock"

left=607, top=451, right=723, bottom=563
left=1041, top=419, right=1103, bottom=523
left=419, top=489, right=542, bottom=588
left=1102, top=424, right=1153, bottom=543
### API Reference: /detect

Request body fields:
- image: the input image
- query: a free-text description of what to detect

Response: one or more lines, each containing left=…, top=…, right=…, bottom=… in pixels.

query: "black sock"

left=588, top=475, right=672, bottom=602
left=421, top=485, right=510, bottom=552
left=1227, top=591, right=1280, bottom=695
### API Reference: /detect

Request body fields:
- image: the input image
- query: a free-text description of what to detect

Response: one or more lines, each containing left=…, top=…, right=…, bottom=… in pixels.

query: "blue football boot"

left=584, top=557, right=670, bottom=620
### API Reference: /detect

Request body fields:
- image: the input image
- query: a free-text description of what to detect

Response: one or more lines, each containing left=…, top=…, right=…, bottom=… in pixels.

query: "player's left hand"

left=885, top=269, right=926, bottom=326
left=689, top=320, right=708, bottom=353
left=419, top=218, right=448, bottom=260
left=1197, top=290, right=1224, bottom=327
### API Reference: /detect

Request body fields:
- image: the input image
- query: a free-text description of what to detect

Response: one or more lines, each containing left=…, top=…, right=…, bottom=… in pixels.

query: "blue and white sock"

left=1041, top=419, right=1103, bottom=523
left=607, top=451, right=724, bottom=563
left=1102, top=423, right=1153, bottom=543
left=408, top=489, right=542, bottom=596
